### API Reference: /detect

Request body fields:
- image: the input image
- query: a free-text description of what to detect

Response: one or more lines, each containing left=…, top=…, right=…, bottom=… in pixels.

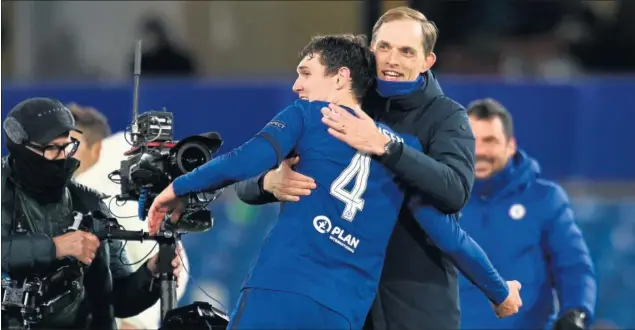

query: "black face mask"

left=7, top=142, right=80, bottom=203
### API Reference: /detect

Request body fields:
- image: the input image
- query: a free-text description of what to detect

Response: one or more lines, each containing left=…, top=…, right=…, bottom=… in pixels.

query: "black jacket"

left=1, top=158, right=160, bottom=329
left=235, top=71, right=475, bottom=330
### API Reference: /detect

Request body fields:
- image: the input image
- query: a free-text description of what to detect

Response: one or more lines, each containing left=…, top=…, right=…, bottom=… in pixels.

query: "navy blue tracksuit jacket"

left=458, top=150, right=597, bottom=329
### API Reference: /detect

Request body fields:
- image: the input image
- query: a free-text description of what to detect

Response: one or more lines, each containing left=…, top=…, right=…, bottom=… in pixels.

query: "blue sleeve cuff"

left=172, top=176, right=188, bottom=196
left=491, top=283, right=510, bottom=305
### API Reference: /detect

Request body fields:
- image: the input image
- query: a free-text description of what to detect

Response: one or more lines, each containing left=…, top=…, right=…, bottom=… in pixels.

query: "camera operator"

left=1, top=98, right=182, bottom=329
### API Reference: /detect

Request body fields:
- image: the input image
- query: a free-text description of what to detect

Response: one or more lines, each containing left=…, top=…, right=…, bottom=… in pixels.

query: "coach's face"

left=371, top=19, right=436, bottom=82
left=292, top=53, right=345, bottom=102
left=470, top=116, right=516, bottom=180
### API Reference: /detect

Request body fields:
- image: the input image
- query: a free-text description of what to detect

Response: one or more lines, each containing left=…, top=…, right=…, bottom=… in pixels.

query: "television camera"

left=105, top=40, right=229, bottom=328
left=113, top=40, right=223, bottom=225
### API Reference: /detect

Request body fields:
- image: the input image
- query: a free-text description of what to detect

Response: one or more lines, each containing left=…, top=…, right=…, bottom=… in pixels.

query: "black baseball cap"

left=4, top=97, right=83, bottom=145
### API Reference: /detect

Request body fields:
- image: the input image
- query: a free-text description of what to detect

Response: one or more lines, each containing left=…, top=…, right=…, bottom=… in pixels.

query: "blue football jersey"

left=243, top=100, right=421, bottom=328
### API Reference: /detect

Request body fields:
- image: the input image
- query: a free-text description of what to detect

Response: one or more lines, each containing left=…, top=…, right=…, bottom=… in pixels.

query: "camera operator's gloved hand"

left=52, top=231, right=100, bottom=265
left=553, top=309, right=587, bottom=330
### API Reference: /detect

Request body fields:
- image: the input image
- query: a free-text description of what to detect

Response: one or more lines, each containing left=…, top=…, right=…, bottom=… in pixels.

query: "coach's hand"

left=321, top=103, right=390, bottom=155
left=263, top=156, right=316, bottom=202
left=493, top=280, right=523, bottom=318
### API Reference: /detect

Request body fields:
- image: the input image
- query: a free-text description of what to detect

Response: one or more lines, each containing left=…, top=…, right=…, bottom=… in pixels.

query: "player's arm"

left=408, top=198, right=509, bottom=305
left=171, top=103, right=305, bottom=196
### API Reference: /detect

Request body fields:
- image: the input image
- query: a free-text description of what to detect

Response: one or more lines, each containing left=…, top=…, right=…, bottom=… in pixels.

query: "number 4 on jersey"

left=330, top=153, right=371, bottom=222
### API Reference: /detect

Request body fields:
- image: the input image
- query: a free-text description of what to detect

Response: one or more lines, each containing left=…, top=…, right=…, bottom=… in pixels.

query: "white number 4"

left=330, top=153, right=371, bottom=222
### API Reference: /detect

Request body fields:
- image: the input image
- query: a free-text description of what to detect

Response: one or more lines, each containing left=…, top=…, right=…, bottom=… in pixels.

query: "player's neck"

left=331, top=96, right=361, bottom=112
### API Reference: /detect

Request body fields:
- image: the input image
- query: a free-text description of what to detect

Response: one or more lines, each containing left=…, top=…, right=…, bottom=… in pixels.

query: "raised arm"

left=322, top=102, right=475, bottom=214
left=384, top=109, right=475, bottom=213
left=171, top=104, right=305, bottom=196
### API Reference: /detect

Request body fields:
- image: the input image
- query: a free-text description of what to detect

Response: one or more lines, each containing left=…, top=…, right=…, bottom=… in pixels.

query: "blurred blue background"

left=2, top=1, right=635, bottom=329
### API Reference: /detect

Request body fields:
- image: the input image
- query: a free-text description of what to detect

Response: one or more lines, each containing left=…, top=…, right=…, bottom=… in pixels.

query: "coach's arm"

left=235, top=172, right=278, bottom=205
left=380, top=110, right=475, bottom=213
left=236, top=109, right=475, bottom=213
left=235, top=154, right=311, bottom=205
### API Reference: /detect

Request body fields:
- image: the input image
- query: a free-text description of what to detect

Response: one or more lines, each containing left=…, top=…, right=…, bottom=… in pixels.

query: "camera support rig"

left=92, top=211, right=228, bottom=328
left=95, top=213, right=179, bottom=320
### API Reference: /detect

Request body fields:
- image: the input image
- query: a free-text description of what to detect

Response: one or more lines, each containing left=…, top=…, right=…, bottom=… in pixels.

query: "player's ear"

left=337, top=67, right=351, bottom=89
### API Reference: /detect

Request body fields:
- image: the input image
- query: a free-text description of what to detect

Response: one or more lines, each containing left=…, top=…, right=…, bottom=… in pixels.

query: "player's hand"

left=493, top=280, right=523, bottom=318
left=52, top=230, right=100, bottom=265
left=321, top=103, right=390, bottom=155
left=263, top=156, right=316, bottom=202
left=147, top=183, right=185, bottom=235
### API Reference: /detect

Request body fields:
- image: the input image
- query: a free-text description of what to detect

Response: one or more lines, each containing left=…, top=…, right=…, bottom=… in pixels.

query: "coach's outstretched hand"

left=493, top=280, right=523, bottom=318
left=263, top=156, right=316, bottom=202
left=148, top=183, right=185, bottom=234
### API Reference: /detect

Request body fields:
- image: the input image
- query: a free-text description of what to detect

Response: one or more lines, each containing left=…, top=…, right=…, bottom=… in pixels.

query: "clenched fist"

left=493, top=280, right=523, bottom=318
left=263, top=156, right=316, bottom=202
left=52, top=230, right=100, bottom=265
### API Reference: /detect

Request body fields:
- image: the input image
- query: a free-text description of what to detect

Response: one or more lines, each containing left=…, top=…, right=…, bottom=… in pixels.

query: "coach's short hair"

left=66, top=103, right=111, bottom=146
left=299, top=34, right=375, bottom=103
left=467, top=98, right=514, bottom=139
left=372, top=7, right=439, bottom=55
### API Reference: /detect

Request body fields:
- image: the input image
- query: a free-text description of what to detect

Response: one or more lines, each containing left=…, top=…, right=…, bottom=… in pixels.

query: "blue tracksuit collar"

left=375, top=74, right=425, bottom=97
left=472, top=150, right=540, bottom=199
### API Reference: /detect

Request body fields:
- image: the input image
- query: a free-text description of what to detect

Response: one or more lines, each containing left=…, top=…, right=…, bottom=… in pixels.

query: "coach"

left=236, top=7, right=474, bottom=330
left=460, top=98, right=597, bottom=330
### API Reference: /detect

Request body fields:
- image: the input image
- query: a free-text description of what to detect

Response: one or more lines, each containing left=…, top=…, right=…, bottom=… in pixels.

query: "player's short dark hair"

left=466, top=98, right=514, bottom=139
left=299, top=34, right=376, bottom=103
left=66, top=103, right=112, bottom=146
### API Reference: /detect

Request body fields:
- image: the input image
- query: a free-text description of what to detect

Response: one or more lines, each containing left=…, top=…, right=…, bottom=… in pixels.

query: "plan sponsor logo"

left=313, top=216, right=360, bottom=253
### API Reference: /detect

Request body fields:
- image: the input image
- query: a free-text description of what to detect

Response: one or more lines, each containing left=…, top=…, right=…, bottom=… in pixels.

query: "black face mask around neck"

left=7, top=142, right=80, bottom=203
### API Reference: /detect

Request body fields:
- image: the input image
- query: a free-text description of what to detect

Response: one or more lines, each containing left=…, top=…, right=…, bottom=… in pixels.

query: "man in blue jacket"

left=459, top=98, right=597, bottom=330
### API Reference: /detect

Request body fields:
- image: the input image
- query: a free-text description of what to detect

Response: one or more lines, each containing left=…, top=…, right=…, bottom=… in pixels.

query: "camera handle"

left=96, top=218, right=180, bottom=322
